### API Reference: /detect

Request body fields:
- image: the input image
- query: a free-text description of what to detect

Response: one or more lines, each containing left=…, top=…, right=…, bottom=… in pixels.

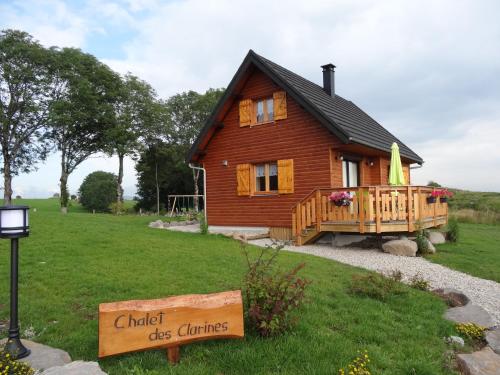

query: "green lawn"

left=0, top=199, right=459, bottom=374
left=427, top=223, right=500, bottom=283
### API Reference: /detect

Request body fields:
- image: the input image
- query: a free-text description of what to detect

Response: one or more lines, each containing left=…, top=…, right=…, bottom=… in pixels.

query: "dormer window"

left=255, top=98, right=274, bottom=124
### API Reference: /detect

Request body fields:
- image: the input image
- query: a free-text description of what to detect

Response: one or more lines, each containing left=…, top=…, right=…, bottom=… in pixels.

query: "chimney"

left=321, top=63, right=336, bottom=96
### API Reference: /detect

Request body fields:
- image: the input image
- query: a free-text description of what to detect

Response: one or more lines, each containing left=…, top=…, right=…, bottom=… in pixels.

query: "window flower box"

left=428, top=189, right=453, bottom=204
left=329, top=191, right=353, bottom=207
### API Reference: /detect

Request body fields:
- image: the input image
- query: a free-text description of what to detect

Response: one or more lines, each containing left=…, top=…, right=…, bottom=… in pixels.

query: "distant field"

left=448, top=189, right=500, bottom=223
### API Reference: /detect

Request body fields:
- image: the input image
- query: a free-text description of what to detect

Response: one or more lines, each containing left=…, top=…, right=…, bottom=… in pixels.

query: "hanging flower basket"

left=329, top=191, right=353, bottom=207
left=428, top=189, right=453, bottom=204
left=427, top=196, right=436, bottom=204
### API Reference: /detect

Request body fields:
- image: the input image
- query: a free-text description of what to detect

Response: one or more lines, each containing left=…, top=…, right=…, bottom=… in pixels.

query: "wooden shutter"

left=273, top=91, right=287, bottom=120
left=277, top=159, right=294, bottom=194
left=236, top=164, right=251, bottom=196
left=403, top=166, right=410, bottom=185
left=239, top=99, right=252, bottom=126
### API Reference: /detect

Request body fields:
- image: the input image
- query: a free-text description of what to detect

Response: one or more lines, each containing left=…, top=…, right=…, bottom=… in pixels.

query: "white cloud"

left=3, top=0, right=500, bottom=195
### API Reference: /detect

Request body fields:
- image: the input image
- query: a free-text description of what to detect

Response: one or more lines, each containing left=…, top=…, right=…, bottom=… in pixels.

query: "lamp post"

left=0, top=205, right=30, bottom=359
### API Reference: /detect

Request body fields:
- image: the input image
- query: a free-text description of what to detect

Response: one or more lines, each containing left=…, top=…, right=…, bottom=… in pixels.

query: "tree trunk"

left=60, top=152, right=69, bottom=214
left=155, top=159, right=160, bottom=216
left=2, top=151, right=12, bottom=205
left=117, top=153, right=124, bottom=204
left=193, top=169, right=200, bottom=212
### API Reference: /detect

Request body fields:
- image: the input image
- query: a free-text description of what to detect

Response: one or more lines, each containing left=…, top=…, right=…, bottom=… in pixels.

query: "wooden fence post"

left=375, top=186, right=381, bottom=233
left=407, top=186, right=414, bottom=232
left=316, top=190, right=322, bottom=231
left=358, top=188, right=365, bottom=233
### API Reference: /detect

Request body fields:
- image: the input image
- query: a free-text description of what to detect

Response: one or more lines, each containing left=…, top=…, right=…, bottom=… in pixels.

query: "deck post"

left=358, top=188, right=365, bottom=234
left=407, top=185, right=414, bottom=232
left=433, top=188, right=437, bottom=227
left=315, top=190, right=322, bottom=231
left=417, top=187, right=423, bottom=225
left=295, top=203, right=302, bottom=239
left=375, top=186, right=381, bottom=233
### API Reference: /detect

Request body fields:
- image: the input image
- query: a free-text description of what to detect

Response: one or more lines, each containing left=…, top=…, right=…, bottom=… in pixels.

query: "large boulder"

left=428, top=231, right=446, bottom=244
left=41, top=361, right=107, bottom=375
left=444, top=304, right=495, bottom=328
left=486, top=328, right=500, bottom=355
left=0, top=339, right=71, bottom=371
left=425, top=238, right=436, bottom=253
left=456, top=347, right=500, bottom=375
left=382, top=239, right=418, bottom=257
left=434, top=288, right=470, bottom=307
left=148, top=220, right=164, bottom=229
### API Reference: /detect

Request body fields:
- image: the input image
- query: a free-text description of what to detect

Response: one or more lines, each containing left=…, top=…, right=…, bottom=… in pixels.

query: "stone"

left=428, top=231, right=446, bottom=244
left=457, top=347, right=500, bottom=375
left=445, top=335, right=465, bottom=347
left=445, top=304, right=495, bottom=328
left=486, top=328, right=500, bottom=355
left=434, top=288, right=470, bottom=307
left=382, top=239, right=418, bottom=257
left=425, top=238, right=436, bottom=253
left=40, top=361, right=107, bottom=375
left=0, top=339, right=71, bottom=371
left=148, top=220, right=164, bottom=228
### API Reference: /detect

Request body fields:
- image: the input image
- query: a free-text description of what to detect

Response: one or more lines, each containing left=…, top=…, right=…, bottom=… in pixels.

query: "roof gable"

left=188, top=50, right=423, bottom=164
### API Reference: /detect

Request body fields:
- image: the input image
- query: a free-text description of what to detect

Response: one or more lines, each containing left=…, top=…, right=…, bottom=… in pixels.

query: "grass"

left=0, top=199, right=460, bottom=374
left=427, top=223, right=500, bottom=283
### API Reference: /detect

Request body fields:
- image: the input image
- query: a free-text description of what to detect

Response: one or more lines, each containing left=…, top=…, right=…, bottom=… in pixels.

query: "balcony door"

left=342, top=160, right=359, bottom=188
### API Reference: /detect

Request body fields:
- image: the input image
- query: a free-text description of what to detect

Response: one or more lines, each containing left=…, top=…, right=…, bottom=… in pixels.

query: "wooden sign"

left=98, top=290, right=244, bottom=363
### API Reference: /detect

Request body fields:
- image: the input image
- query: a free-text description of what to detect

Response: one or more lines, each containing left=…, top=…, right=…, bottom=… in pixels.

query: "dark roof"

left=188, top=50, right=423, bottom=164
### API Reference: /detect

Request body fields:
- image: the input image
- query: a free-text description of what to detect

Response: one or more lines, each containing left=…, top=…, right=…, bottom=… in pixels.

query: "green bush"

left=242, top=243, right=310, bottom=337
left=199, top=214, right=208, bottom=235
left=0, top=350, right=34, bottom=374
left=415, top=230, right=431, bottom=255
left=109, top=201, right=126, bottom=215
left=79, top=171, right=117, bottom=212
left=409, top=274, right=430, bottom=291
left=349, top=273, right=406, bottom=301
left=446, top=218, right=460, bottom=242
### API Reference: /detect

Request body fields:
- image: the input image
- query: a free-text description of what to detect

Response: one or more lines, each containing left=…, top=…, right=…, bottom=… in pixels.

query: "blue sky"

left=1, top=0, right=500, bottom=197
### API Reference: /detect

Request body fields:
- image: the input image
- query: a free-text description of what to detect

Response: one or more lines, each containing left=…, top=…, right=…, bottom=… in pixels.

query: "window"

left=342, top=160, right=359, bottom=188
left=255, top=162, right=278, bottom=193
left=253, top=98, right=274, bottom=124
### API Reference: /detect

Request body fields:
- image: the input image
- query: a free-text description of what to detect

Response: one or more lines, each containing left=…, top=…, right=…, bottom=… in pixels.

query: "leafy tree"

left=160, top=88, right=224, bottom=210
left=48, top=47, right=121, bottom=213
left=427, top=181, right=442, bottom=187
left=107, top=73, right=159, bottom=204
left=135, top=142, right=193, bottom=212
left=0, top=30, right=53, bottom=204
left=79, top=171, right=117, bottom=212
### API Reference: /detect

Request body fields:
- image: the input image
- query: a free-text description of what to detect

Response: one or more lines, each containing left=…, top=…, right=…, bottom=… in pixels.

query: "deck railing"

left=292, top=186, right=448, bottom=243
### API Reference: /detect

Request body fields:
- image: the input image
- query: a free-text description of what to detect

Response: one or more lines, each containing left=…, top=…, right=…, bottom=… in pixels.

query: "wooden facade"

left=191, top=52, right=444, bottom=244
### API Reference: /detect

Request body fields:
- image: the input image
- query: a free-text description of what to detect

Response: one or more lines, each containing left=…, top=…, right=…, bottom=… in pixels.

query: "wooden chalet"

left=188, top=50, right=448, bottom=244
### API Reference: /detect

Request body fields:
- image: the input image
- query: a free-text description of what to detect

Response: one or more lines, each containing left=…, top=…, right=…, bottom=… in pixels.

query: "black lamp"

left=0, top=205, right=30, bottom=359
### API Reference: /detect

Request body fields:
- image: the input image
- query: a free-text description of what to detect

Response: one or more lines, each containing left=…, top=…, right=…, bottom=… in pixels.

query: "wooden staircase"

left=292, top=186, right=448, bottom=245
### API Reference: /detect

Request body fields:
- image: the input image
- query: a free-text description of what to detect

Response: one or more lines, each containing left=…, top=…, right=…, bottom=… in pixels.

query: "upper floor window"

left=254, top=98, right=274, bottom=124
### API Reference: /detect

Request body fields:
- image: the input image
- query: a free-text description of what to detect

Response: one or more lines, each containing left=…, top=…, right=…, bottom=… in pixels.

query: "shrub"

left=446, top=217, right=460, bottom=242
left=0, top=350, right=34, bottom=374
left=70, top=194, right=77, bottom=200
left=338, top=350, right=371, bottom=375
left=455, top=322, right=485, bottom=340
left=387, top=269, right=403, bottom=282
left=415, top=230, right=430, bottom=255
left=109, top=202, right=126, bottom=215
left=242, top=243, right=310, bottom=337
left=349, top=273, right=405, bottom=301
left=199, top=215, right=208, bottom=235
left=409, top=274, right=430, bottom=291
left=79, top=171, right=117, bottom=212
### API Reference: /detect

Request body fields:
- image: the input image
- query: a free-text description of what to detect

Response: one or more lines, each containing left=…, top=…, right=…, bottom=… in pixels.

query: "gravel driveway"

left=249, top=239, right=500, bottom=325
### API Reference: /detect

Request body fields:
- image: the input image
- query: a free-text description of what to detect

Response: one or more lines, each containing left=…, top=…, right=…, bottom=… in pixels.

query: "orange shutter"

left=277, top=159, right=294, bottom=194
left=239, top=99, right=252, bottom=126
left=273, top=91, right=287, bottom=120
left=403, top=166, right=410, bottom=185
left=236, top=164, right=251, bottom=196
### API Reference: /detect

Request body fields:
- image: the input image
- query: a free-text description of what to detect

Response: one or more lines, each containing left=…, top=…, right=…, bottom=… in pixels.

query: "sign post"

left=98, top=290, right=244, bottom=363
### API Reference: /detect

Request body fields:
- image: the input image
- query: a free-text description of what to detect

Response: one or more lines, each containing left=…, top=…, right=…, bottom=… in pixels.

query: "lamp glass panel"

left=0, top=209, right=27, bottom=233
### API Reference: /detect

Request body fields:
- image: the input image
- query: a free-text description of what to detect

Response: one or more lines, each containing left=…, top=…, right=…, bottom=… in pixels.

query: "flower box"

left=329, top=191, right=353, bottom=207
left=427, top=196, right=436, bottom=204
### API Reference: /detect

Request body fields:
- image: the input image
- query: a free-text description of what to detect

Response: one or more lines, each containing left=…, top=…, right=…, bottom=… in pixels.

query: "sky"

left=1, top=0, right=500, bottom=197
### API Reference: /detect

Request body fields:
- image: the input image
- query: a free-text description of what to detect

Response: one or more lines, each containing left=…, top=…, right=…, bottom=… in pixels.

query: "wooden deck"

left=292, top=186, right=448, bottom=245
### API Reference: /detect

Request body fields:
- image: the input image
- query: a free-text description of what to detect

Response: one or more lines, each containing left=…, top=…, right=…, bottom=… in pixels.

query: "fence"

left=167, top=195, right=205, bottom=217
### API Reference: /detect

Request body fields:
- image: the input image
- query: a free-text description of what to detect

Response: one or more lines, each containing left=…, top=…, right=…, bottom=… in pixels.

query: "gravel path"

left=249, top=239, right=500, bottom=325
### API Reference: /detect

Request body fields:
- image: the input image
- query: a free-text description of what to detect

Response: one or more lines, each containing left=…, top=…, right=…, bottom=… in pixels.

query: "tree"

left=161, top=88, right=224, bottom=210
left=107, top=73, right=158, bottom=205
left=48, top=47, right=121, bottom=213
left=427, top=181, right=442, bottom=187
left=135, top=142, right=193, bottom=213
left=79, top=171, right=117, bottom=212
left=0, top=30, right=53, bottom=204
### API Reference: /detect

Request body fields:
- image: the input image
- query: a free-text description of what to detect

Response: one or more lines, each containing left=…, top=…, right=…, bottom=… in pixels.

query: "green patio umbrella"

left=389, top=142, right=406, bottom=185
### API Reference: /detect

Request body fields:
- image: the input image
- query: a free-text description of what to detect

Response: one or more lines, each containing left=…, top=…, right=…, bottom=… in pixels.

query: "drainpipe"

left=188, top=163, right=207, bottom=221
